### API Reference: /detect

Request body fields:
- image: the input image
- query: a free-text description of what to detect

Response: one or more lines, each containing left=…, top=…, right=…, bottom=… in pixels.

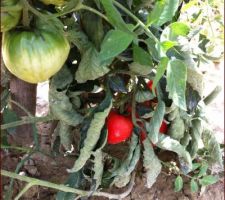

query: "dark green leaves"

left=147, top=0, right=180, bottom=27
left=146, top=100, right=165, bottom=143
left=166, top=59, right=187, bottom=111
left=174, top=175, right=183, bottom=192
left=100, top=0, right=132, bottom=33
left=99, top=29, right=134, bottom=61
left=75, top=46, right=112, bottom=83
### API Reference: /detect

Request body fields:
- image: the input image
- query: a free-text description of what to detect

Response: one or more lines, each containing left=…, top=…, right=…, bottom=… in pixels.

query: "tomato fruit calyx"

left=107, top=110, right=134, bottom=144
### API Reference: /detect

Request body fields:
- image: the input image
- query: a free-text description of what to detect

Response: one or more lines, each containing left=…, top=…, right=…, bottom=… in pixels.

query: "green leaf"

left=202, top=127, right=223, bottom=167
left=147, top=0, right=180, bottom=27
left=80, top=3, right=104, bottom=50
left=58, top=122, right=73, bottom=151
left=146, top=100, right=165, bottom=143
left=174, top=175, right=183, bottom=192
left=191, top=163, right=202, bottom=171
left=109, top=75, right=127, bottom=93
left=197, top=163, right=208, bottom=178
left=93, top=150, right=104, bottom=190
left=168, top=115, right=185, bottom=141
left=143, top=139, right=162, bottom=188
left=156, top=135, right=192, bottom=174
left=3, top=108, right=19, bottom=134
left=166, top=59, right=187, bottom=111
left=99, top=29, right=134, bottom=61
left=56, top=170, right=84, bottom=200
left=135, top=90, right=155, bottom=103
left=152, top=57, right=169, bottom=91
left=199, top=175, right=218, bottom=186
left=68, top=95, right=112, bottom=172
left=51, top=65, right=73, bottom=90
left=133, top=44, right=153, bottom=66
left=75, top=46, right=112, bottom=83
left=100, top=0, right=132, bottom=34
left=49, top=88, right=83, bottom=126
left=190, top=179, right=199, bottom=193
left=64, top=17, right=91, bottom=54
left=129, top=62, right=153, bottom=75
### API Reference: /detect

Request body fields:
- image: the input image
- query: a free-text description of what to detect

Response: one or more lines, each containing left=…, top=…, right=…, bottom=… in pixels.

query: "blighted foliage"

left=1, top=0, right=224, bottom=199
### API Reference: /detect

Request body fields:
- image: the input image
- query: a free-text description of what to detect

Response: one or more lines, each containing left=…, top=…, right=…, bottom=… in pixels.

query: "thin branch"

left=203, top=85, right=222, bottom=105
left=2, top=170, right=136, bottom=199
left=1, top=115, right=54, bottom=130
left=112, top=0, right=159, bottom=43
left=10, top=99, right=32, bottom=116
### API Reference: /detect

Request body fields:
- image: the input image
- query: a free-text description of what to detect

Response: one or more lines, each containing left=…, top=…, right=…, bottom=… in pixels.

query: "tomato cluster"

left=107, top=80, right=168, bottom=145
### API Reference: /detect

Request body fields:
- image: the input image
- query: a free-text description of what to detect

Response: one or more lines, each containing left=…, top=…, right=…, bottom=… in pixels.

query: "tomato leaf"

left=202, top=127, right=223, bottom=167
left=143, top=138, right=162, bottom=188
left=190, top=178, right=199, bottom=193
left=174, top=175, right=183, bottom=192
left=129, top=62, right=153, bottom=75
left=58, top=122, right=73, bottom=151
left=135, top=90, right=155, bottom=103
left=100, top=0, right=132, bottom=34
left=3, top=108, right=19, bottom=134
left=75, top=46, right=112, bottom=83
left=147, top=0, right=180, bottom=27
left=93, top=150, right=104, bottom=190
left=56, top=170, right=84, bottom=200
left=109, top=75, right=127, bottom=93
left=68, top=92, right=112, bottom=172
left=133, top=43, right=153, bottom=66
left=146, top=100, right=165, bottom=143
left=166, top=59, right=187, bottom=111
left=156, top=134, right=192, bottom=174
left=99, top=29, right=134, bottom=61
left=199, top=175, right=219, bottom=186
left=49, top=88, right=83, bottom=126
left=152, top=57, right=169, bottom=91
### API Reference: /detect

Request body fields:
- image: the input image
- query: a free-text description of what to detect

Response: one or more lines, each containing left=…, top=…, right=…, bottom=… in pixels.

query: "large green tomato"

left=1, top=0, right=22, bottom=32
left=40, top=0, right=66, bottom=6
left=2, top=20, right=70, bottom=83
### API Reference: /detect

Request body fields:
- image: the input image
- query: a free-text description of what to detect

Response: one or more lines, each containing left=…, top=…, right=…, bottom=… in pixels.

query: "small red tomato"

left=107, top=111, right=134, bottom=144
left=147, top=80, right=153, bottom=91
left=159, top=120, right=168, bottom=133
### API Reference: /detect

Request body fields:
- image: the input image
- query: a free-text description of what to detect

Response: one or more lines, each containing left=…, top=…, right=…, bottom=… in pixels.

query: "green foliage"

left=174, top=175, right=183, bottom=192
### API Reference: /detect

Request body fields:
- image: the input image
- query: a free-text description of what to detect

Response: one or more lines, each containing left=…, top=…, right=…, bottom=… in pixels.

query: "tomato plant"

left=1, top=0, right=223, bottom=199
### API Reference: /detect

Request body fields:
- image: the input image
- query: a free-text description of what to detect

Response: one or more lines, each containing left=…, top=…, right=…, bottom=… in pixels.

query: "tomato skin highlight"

left=2, top=19, right=70, bottom=83
left=107, top=111, right=133, bottom=144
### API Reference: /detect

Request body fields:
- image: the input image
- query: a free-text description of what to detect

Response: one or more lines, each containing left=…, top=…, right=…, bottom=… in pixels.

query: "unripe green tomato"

left=40, top=0, right=66, bottom=6
left=2, top=20, right=70, bottom=83
left=1, top=0, right=22, bottom=32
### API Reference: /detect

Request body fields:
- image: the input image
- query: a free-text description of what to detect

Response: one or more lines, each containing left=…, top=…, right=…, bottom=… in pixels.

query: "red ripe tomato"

left=147, top=80, right=153, bottom=91
left=107, top=111, right=133, bottom=144
left=159, top=120, right=168, bottom=133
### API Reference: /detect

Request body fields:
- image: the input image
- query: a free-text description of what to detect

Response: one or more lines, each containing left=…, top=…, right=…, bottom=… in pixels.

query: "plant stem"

left=1, top=145, right=32, bottom=153
left=112, top=0, right=159, bottom=43
left=203, top=85, right=222, bottom=105
left=15, top=183, right=34, bottom=200
left=22, top=0, right=29, bottom=27
left=1, top=115, right=54, bottom=130
left=1, top=5, right=22, bottom=12
left=2, top=170, right=136, bottom=199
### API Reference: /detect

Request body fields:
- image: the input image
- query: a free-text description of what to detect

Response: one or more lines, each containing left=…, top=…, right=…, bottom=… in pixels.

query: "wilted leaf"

left=75, top=46, right=112, bottom=83
left=68, top=94, right=112, bottom=172
left=99, top=29, right=134, bottom=61
left=143, top=139, right=162, bottom=188
left=49, top=88, right=83, bottom=126
left=174, top=175, right=183, bottom=192
left=202, top=127, right=223, bottom=167
left=156, top=134, right=192, bottom=174
left=146, top=100, right=165, bottom=143
left=166, top=59, right=187, bottom=111
left=135, top=90, right=155, bottom=103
